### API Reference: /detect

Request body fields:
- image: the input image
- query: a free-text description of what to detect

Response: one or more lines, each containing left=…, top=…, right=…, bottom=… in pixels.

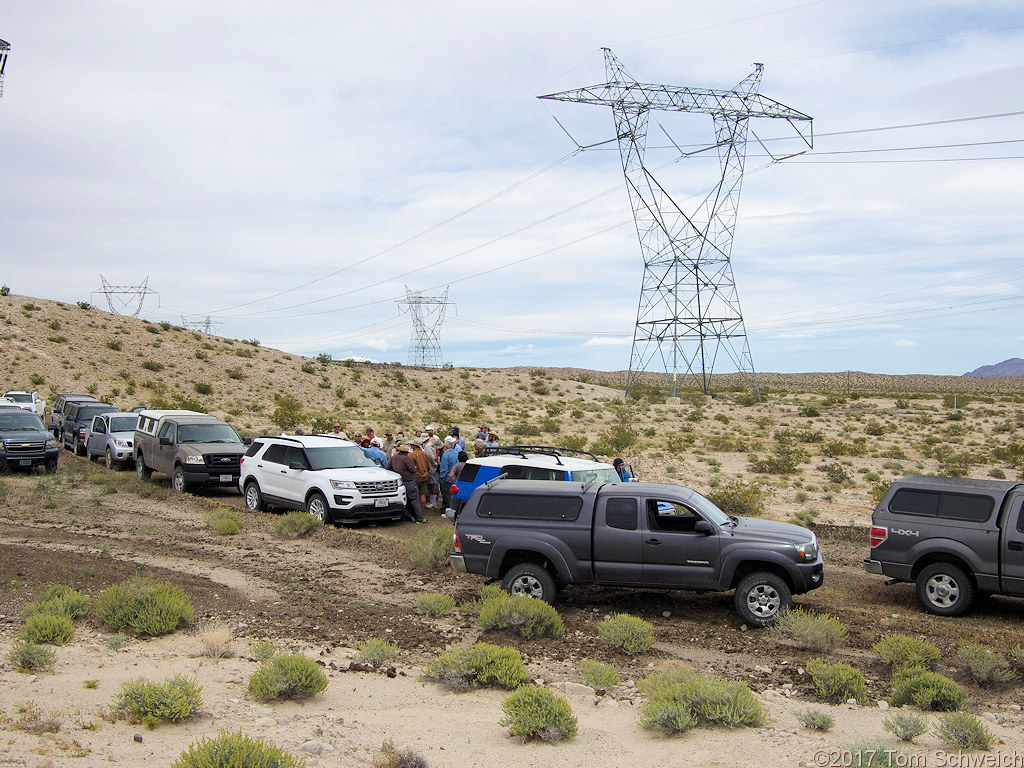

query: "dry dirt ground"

left=2, top=455, right=1024, bottom=767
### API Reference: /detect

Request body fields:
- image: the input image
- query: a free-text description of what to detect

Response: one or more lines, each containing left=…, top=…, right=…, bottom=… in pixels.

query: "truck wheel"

left=244, top=481, right=265, bottom=512
left=74, top=438, right=85, bottom=456
left=105, top=448, right=118, bottom=470
left=306, top=492, right=331, bottom=524
left=171, top=465, right=188, bottom=493
left=735, top=571, right=791, bottom=627
left=87, top=447, right=97, bottom=462
left=916, top=562, right=974, bottom=616
left=136, top=456, right=151, bottom=480
left=502, top=563, right=557, bottom=604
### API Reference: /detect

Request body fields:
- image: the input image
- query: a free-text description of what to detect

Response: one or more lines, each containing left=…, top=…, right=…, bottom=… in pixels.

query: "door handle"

left=1009, top=541, right=1024, bottom=551
left=646, top=538, right=661, bottom=546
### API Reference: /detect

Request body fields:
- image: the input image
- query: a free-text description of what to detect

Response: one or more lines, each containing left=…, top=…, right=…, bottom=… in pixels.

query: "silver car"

left=86, top=412, right=139, bottom=469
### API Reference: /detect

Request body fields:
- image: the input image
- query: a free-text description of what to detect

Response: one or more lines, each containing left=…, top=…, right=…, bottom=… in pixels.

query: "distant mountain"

left=964, top=358, right=1024, bottom=377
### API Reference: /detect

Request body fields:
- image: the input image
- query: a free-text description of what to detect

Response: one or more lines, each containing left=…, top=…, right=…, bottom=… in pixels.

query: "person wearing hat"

left=359, top=438, right=387, bottom=468
left=385, top=444, right=425, bottom=523
left=409, top=441, right=433, bottom=511
left=449, top=426, right=465, bottom=452
left=438, top=436, right=460, bottom=513
left=382, top=430, right=396, bottom=457
left=613, top=457, right=633, bottom=482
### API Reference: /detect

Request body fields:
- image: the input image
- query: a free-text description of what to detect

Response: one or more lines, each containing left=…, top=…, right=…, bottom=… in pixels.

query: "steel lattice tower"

left=540, top=49, right=812, bottom=397
left=398, top=286, right=451, bottom=369
left=93, top=275, right=158, bottom=318
left=0, top=39, right=9, bottom=98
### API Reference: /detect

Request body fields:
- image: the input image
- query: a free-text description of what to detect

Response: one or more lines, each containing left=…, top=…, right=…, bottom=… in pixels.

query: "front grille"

left=4, top=440, right=46, bottom=455
left=355, top=479, right=399, bottom=496
left=203, top=453, right=241, bottom=468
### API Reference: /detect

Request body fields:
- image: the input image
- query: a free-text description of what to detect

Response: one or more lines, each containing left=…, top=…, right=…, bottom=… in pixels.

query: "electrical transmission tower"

left=180, top=315, right=223, bottom=335
left=398, top=286, right=451, bottom=369
left=0, top=39, right=9, bottom=97
left=540, top=49, right=812, bottom=398
left=93, top=275, right=158, bottom=318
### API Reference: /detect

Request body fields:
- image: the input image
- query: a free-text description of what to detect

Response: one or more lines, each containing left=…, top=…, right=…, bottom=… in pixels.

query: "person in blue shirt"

left=613, top=457, right=632, bottom=482
left=359, top=439, right=388, bottom=468
left=438, top=436, right=460, bottom=513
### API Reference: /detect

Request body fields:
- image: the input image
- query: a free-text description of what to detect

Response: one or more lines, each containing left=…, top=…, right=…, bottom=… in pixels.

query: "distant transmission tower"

left=540, top=49, right=812, bottom=398
left=93, top=275, right=158, bottom=318
left=398, top=286, right=451, bottom=368
left=0, top=39, right=10, bottom=97
left=180, top=315, right=223, bottom=335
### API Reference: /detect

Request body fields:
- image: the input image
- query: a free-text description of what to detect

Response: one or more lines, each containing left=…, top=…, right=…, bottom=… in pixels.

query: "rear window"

left=890, top=488, right=994, bottom=522
left=457, top=464, right=481, bottom=483
left=476, top=493, right=582, bottom=521
left=504, top=465, right=565, bottom=481
left=245, top=441, right=264, bottom=457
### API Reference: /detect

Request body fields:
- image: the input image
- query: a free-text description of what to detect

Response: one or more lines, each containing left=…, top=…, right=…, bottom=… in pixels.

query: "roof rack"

left=478, top=445, right=599, bottom=465
left=256, top=434, right=353, bottom=444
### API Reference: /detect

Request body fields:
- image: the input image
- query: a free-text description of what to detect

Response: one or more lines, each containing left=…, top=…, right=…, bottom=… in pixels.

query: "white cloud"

left=584, top=337, right=632, bottom=347
left=493, top=344, right=535, bottom=356
left=893, top=340, right=916, bottom=348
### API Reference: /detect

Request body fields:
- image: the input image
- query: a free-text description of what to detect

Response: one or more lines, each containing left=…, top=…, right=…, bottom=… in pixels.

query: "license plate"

left=19, top=460, right=31, bottom=467
left=219, top=474, right=233, bottom=483
left=375, top=498, right=388, bottom=507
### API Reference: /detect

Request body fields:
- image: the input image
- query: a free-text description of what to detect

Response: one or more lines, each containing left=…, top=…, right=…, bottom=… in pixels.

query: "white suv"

left=239, top=435, right=407, bottom=524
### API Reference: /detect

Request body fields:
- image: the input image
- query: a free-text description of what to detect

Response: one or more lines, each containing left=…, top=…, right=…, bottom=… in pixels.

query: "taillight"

left=869, top=526, right=888, bottom=548
left=453, top=531, right=462, bottom=553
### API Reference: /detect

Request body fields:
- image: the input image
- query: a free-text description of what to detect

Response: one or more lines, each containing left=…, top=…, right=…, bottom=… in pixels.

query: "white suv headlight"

left=184, top=455, right=205, bottom=465
left=330, top=480, right=356, bottom=490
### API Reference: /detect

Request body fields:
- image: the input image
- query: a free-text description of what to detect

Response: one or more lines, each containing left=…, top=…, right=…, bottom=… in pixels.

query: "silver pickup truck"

left=865, top=475, right=1024, bottom=616
left=134, top=409, right=249, bottom=493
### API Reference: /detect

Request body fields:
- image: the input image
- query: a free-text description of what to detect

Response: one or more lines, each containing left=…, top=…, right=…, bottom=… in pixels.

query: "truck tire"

left=243, top=480, right=265, bottom=512
left=502, top=563, right=557, bottom=603
left=734, top=571, right=791, bottom=627
left=916, top=562, right=974, bottom=616
left=306, top=491, right=331, bottom=524
left=105, top=448, right=118, bottom=470
left=136, top=455, right=152, bottom=480
left=171, top=465, right=188, bottom=493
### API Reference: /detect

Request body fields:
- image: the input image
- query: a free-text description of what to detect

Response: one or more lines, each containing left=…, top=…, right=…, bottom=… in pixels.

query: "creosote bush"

left=638, top=667, right=766, bottom=734
left=172, top=729, right=305, bottom=768
left=769, top=608, right=847, bottom=653
left=806, top=658, right=866, bottom=703
left=499, top=686, right=578, bottom=743
left=249, top=639, right=276, bottom=661
left=795, top=709, right=835, bottom=732
left=889, top=668, right=968, bottom=711
left=597, top=613, right=654, bottom=655
left=205, top=507, right=242, bottom=535
left=933, top=711, right=995, bottom=751
left=274, top=511, right=321, bottom=538
left=7, top=642, right=56, bottom=672
left=956, top=644, right=1015, bottom=686
left=402, top=526, right=453, bottom=571
left=356, top=638, right=400, bottom=669
left=579, top=658, right=619, bottom=691
left=421, top=642, right=526, bottom=692
left=873, top=634, right=940, bottom=674
left=884, top=711, right=928, bottom=742
left=372, top=739, right=427, bottom=768
left=21, top=613, right=74, bottom=646
left=92, top=577, right=194, bottom=637
left=478, top=593, right=565, bottom=639
left=22, top=584, right=90, bottom=620
left=414, top=592, right=456, bottom=617
left=706, top=478, right=768, bottom=518
left=248, top=653, right=328, bottom=701
left=111, top=674, right=203, bottom=728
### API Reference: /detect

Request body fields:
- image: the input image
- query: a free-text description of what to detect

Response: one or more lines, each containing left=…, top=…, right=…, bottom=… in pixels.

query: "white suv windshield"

left=177, top=423, right=241, bottom=443
left=570, top=468, right=620, bottom=484
left=305, top=445, right=376, bottom=470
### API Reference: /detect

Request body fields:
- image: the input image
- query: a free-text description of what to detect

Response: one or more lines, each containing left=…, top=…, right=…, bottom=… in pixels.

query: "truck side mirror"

left=694, top=520, right=714, bottom=535
left=159, top=436, right=172, bottom=446
left=242, top=437, right=252, bottom=445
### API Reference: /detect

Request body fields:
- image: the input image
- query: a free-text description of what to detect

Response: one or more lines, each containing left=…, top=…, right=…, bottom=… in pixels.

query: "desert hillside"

left=1, top=291, right=1022, bottom=525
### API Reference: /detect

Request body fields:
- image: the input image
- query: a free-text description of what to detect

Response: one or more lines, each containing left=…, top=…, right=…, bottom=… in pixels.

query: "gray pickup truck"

left=450, top=478, right=824, bottom=626
left=865, top=475, right=1024, bottom=616
left=134, top=409, right=249, bottom=493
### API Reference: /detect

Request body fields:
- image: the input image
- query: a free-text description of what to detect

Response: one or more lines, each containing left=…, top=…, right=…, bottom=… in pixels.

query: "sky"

left=1, top=1, right=1022, bottom=378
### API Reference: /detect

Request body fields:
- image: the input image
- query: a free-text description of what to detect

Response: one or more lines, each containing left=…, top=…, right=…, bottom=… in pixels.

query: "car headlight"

left=795, top=537, right=819, bottom=562
left=184, top=455, right=205, bottom=465
left=330, top=480, right=356, bottom=490
left=45, top=437, right=56, bottom=448
left=114, top=439, right=129, bottom=448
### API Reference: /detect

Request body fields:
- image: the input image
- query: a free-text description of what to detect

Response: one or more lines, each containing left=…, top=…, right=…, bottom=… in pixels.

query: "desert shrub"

left=198, top=622, right=234, bottom=659
left=792, top=507, right=821, bottom=527
left=92, top=577, right=194, bottom=637
left=172, top=729, right=305, bottom=768
left=638, top=667, right=766, bottom=733
left=421, top=642, right=526, bottom=692
left=818, top=462, right=851, bottom=485
left=356, top=639, right=400, bottom=669
left=274, top=511, right=321, bottom=538
left=22, top=584, right=90, bottom=620
left=7, top=642, right=56, bottom=672
left=884, top=711, right=928, bottom=742
left=579, top=658, right=619, bottom=690
left=933, top=711, right=995, bottom=751
left=478, top=594, right=565, bottom=639
left=402, top=526, right=452, bottom=571
left=705, top=478, right=767, bottom=517
left=873, top=634, right=940, bottom=674
left=597, top=613, right=654, bottom=655
left=372, top=739, right=427, bottom=768
left=141, top=360, right=164, bottom=371
left=956, top=644, right=1015, bottom=686
left=105, top=633, right=130, bottom=650
left=795, top=709, right=834, bottom=731
left=890, top=668, right=968, bottom=711
left=248, top=653, right=328, bottom=701
left=769, top=609, right=847, bottom=653
left=271, top=394, right=304, bottom=430
left=499, top=686, right=578, bottom=743
left=806, top=658, right=866, bottom=703
left=193, top=382, right=213, bottom=395
left=205, top=507, right=242, bottom=535
left=249, top=639, right=277, bottom=661
left=414, top=592, right=456, bottom=617
left=111, top=674, right=202, bottom=727
left=21, top=613, right=74, bottom=645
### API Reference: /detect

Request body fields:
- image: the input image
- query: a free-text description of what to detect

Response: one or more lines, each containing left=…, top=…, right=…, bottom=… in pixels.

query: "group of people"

left=327, top=422, right=499, bottom=523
